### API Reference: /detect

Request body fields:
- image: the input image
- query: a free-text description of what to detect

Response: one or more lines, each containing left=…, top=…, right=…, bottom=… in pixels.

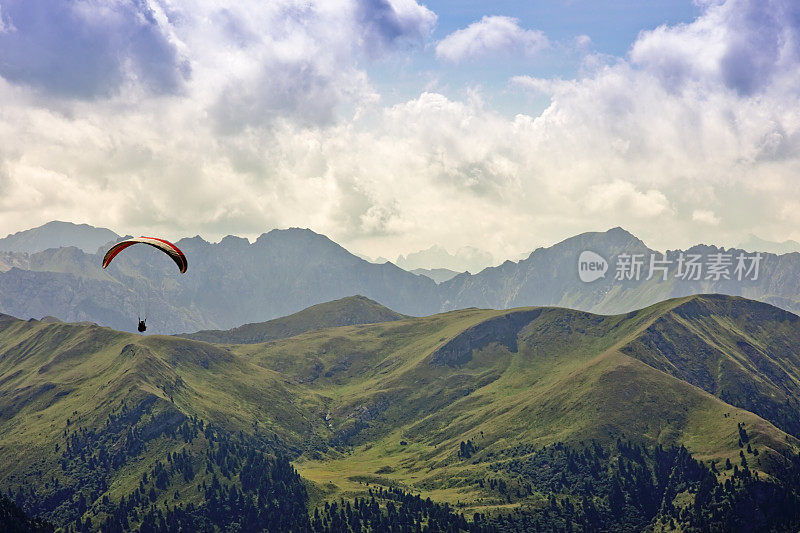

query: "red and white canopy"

left=102, top=237, right=187, bottom=273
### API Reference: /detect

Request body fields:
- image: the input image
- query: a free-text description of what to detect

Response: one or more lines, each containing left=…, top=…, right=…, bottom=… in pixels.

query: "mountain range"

left=0, top=221, right=119, bottom=254
left=409, top=267, right=461, bottom=283
left=2, top=222, right=800, bottom=335
left=395, top=244, right=494, bottom=274
left=2, top=293, right=800, bottom=531
left=738, top=234, right=800, bottom=255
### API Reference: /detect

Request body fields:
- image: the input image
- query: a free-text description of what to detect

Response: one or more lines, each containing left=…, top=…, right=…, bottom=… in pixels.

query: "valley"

left=2, top=294, right=800, bottom=530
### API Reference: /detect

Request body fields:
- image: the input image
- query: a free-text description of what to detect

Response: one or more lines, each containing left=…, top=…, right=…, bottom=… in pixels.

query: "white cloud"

left=0, top=0, right=188, bottom=98
left=692, top=209, right=721, bottom=225
left=630, top=0, right=800, bottom=96
left=0, top=5, right=15, bottom=33
left=0, top=0, right=800, bottom=262
left=356, top=0, right=437, bottom=53
left=574, top=34, right=592, bottom=50
left=435, top=16, right=548, bottom=63
left=502, top=0, right=800, bottom=250
left=0, top=0, right=438, bottom=241
left=582, top=181, right=673, bottom=219
left=509, top=75, right=572, bottom=96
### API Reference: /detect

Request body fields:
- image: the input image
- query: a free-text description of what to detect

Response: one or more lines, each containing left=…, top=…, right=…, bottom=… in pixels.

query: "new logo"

left=578, top=251, right=608, bottom=283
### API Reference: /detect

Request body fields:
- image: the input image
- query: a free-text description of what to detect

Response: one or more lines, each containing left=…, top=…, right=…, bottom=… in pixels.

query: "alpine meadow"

left=2, top=0, right=800, bottom=531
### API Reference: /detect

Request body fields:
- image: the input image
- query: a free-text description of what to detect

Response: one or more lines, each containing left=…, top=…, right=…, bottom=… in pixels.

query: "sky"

left=0, top=0, right=798, bottom=271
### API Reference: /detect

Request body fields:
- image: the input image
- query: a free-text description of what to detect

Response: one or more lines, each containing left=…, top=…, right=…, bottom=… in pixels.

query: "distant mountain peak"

left=606, top=226, right=635, bottom=237
left=738, top=233, right=800, bottom=255
left=410, top=267, right=461, bottom=284
left=587, top=226, right=646, bottom=246
left=176, top=235, right=210, bottom=246
left=395, top=243, right=493, bottom=273
left=218, top=235, right=250, bottom=246
left=523, top=227, right=650, bottom=263
left=180, top=294, right=406, bottom=344
left=256, top=227, right=335, bottom=244
left=0, top=220, right=120, bottom=254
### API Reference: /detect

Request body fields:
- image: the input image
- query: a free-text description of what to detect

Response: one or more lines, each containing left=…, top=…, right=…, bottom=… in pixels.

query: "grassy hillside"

left=3, top=294, right=800, bottom=530
left=621, top=294, right=800, bottom=436
left=0, top=314, right=328, bottom=530
left=239, top=299, right=799, bottom=512
left=179, top=295, right=406, bottom=344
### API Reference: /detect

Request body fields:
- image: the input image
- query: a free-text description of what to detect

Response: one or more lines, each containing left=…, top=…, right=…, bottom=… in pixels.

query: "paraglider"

left=102, top=237, right=187, bottom=332
left=102, top=237, right=187, bottom=273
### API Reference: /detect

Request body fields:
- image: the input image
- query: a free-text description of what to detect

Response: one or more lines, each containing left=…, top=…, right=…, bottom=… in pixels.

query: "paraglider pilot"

left=101, top=236, right=188, bottom=335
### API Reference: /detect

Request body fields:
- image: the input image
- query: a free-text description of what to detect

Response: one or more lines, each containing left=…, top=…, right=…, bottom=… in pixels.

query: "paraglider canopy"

left=102, top=237, right=187, bottom=273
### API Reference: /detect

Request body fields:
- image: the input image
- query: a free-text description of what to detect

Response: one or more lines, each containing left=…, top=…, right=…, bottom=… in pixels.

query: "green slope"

left=0, top=314, right=326, bottom=529
left=178, top=295, right=406, bottom=344
left=2, top=294, right=800, bottom=530
left=247, top=301, right=799, bottom=510
left=620, top=294, right=800, bottom=436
